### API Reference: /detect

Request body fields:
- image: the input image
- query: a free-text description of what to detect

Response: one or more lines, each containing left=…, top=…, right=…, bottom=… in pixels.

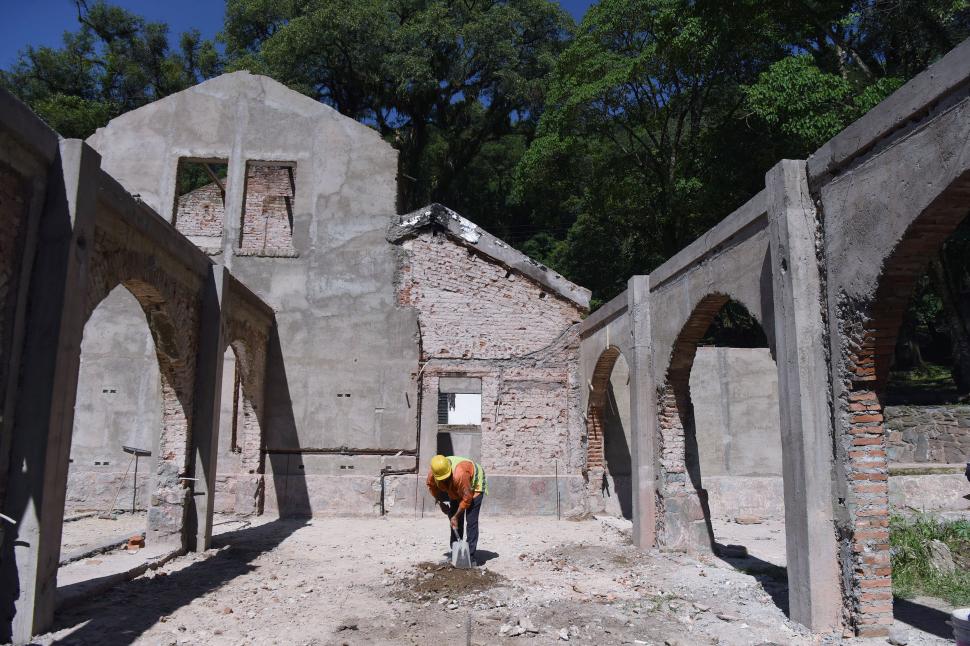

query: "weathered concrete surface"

left=87, top=72, right=419, bottom=515
left=890, top=473, right=970, bottom=514
left=67, top=286, right=161, bottom=515
left=690, top=348, right=782, bottom=478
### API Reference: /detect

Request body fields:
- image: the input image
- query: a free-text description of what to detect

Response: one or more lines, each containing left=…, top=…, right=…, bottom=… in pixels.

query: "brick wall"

left=174, top=182, right=224, bottom=252
left=239, top=165, right=296, bottom=257
left=398, top=231, right=584, bottom=475
left=834, top=186, right=970, bottom=636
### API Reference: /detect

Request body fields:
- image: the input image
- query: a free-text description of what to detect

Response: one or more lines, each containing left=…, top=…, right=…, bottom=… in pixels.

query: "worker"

left=427, top=454, right=488, bottom=564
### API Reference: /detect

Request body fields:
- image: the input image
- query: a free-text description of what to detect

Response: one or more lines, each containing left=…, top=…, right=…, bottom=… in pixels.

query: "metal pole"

left=132, top=454, right=139, bottom=515
left=555, top=459, right=561, bottom=520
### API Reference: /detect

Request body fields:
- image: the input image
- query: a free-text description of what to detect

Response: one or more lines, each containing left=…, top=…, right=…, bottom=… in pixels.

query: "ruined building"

left=2, top=36, right=970, bottom=642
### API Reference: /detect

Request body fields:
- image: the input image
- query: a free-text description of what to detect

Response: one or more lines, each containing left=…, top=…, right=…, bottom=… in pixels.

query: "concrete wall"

left=690, top=347, right=782, bottom=478
left=66, top=286, right=161, bottom=514
left=86, top=72, right=419, bottom=517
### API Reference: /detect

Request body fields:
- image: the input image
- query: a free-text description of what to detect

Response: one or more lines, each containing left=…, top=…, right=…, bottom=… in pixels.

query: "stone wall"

left=885, top=404, right=970, bottom=463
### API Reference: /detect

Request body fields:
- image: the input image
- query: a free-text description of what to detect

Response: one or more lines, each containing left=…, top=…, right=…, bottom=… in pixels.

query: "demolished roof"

left=387, top=203, right=591, bottom=311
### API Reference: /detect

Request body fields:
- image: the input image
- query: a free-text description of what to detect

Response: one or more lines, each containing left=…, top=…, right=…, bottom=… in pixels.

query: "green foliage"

left=890, top=514, right=970, bottom=605
left=0, top=1, right=221, bottom=138
left=223, top=0, right=574, bottom=232
left=744, top=55, right=902, bottom=150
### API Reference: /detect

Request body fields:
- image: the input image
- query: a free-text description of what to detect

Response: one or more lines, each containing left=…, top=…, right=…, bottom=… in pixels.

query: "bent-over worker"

left=427, top=454, right=488, bottom=564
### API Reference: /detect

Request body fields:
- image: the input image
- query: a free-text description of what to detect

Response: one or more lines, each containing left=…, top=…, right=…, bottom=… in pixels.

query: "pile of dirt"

left=395, top=561, right=506, bottom=600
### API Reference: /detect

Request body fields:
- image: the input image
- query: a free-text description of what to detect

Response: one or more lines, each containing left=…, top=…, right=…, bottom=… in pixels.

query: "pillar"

left=765, top=159, right=841, bottom=631
left=0, top=140, right=99, bottom=643
left=626, top=275, right=657, bottom=548
left=185, top=266, right=226, bottom=551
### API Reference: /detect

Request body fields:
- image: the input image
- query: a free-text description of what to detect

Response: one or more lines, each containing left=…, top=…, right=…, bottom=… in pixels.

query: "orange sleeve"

left=453, top=462, right=475, bottom=510
left=426, top=471, right=441, bottom=500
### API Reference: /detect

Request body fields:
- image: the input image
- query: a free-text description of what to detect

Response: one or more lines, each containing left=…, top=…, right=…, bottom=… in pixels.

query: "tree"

left=1, top=0, right=221, bottom=138
left=513, top=0, right=783, bottom=300
left=223, top=0, right=574, bottom=229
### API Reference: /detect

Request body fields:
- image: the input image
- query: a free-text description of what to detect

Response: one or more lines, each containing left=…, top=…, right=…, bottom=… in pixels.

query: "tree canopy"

left=1, top=0, right=220, bottom=138
left=4, top=0, right=970, bottom=393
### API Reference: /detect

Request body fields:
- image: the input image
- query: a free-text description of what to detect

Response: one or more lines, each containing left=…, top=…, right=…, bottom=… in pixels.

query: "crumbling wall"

left=397, top=230, right=585, bottom=498
left=174, top=182, right=224, bottom=253
left=238, top=165, right=296, bottom=256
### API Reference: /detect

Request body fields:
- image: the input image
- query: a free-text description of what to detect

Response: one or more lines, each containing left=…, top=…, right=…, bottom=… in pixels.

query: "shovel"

left=451, top=516, right=472, bottom=569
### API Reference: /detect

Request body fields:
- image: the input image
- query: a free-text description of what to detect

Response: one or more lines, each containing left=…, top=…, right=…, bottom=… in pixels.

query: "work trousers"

left=446, top=493, right=484, bottom=558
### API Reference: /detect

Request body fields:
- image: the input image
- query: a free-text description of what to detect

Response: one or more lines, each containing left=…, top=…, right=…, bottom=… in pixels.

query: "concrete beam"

left=579, top=289, right=628, bottom=338
left=0, top=140, right=100, bottom=643
left=627, top=275, right=657, bottom=548
left=765, top=160, right=841, bottom=632
left=808, top=37, right=970, bottom=183
left=649, top=190, right=766, bottom=291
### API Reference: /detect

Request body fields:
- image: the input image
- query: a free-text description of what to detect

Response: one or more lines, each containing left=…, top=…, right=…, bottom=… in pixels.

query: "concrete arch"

left=584, top=345, right=634, bottom=519
left=655, top=293, right=774, bottom=553
left=83, top=231, right=202, bottom=543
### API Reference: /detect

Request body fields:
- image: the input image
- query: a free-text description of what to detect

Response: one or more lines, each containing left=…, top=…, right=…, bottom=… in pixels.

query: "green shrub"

left=890, top=514, right=970, bottom=605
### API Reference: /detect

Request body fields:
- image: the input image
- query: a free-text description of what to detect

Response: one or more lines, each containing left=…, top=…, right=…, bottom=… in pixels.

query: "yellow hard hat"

left=431, top=454, right=451, bottom=481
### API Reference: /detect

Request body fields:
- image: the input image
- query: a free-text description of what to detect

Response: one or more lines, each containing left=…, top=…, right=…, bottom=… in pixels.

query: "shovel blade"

left=451, top=539, right=472, bottom=569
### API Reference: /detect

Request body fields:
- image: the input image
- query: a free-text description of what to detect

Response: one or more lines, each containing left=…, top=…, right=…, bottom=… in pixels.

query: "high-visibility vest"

left=447, top=456, right=488, bottom=494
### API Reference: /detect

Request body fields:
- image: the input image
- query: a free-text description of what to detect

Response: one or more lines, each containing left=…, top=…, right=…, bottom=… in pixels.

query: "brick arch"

left=83, top=228, right=203, bottom=542
left=656, top=293, right=773, bottom=553
left=837, top=176, right=970, bottom=632
left=218, top=323, right=269, bottom=515
left=586, top=346, right=622, bottom=471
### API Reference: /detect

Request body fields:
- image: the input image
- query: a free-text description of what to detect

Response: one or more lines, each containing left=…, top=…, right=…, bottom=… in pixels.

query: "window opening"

left=173, top=158, right=228, bottom=255
left=237, top=162, right=297, bottom=257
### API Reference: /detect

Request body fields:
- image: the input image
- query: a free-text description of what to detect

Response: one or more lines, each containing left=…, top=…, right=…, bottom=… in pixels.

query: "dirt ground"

left=33, top=514, right=954, bottom=646
left=60, top=512, right=147, bottom=557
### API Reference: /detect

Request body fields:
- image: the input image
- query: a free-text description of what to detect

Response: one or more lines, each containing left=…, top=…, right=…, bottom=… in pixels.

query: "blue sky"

left=0, top=0, right=595, bottom=69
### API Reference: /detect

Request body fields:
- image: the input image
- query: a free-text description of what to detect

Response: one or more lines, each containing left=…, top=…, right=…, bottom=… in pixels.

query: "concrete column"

left=417, top=371, right=438, bottom=516
left=185, top=266, right=226, bottom=551
left=626, top=275, right=657, bottom=548
left=765, top=159, right=841, bottom=631
left=0, top=140, right=100, bottom=643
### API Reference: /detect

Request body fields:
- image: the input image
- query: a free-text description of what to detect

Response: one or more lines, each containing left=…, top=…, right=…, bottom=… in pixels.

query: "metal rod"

left=555, top=459, right=561, bottom=520
left=132, top=454, right=139, bottom=514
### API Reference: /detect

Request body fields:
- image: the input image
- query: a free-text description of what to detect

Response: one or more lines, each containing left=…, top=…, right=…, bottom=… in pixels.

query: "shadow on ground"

left=893, top=596, right=952, bottom=639
left=51, top=519, right=307, bottom=645
left=714, top=542, right=790, bottom=617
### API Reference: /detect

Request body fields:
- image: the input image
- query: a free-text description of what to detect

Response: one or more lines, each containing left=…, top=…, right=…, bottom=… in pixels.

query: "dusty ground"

left=32, top=515, right=954, bottom=646
left=60, top=512, right=147, bottom=556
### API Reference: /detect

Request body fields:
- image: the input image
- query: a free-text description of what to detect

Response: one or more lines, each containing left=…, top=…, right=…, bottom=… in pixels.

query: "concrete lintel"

left=97, top=172, right=212, bottom=276
left=387, top=203, right=591, bottom=311
left=626, top=275, right=657, bottom=548
left=765, top=159, right=841, bottom=632
left=649, top=190, right=767, bottom=290
left=0, top=88, right=60, bottom=166
left=808, top=37, right=970, bottom=183
left=579, top=289, right=628, bottom=338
